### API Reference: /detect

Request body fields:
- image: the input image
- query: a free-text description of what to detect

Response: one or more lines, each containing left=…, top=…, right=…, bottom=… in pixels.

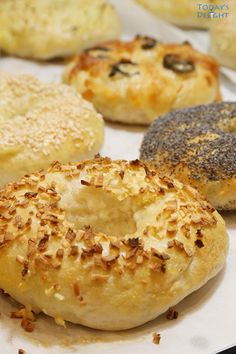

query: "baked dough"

left=0, top=72, right=104, bottom=186
left=210, top=1, right=236, bottom=69
left=63, top=36, right=221, bottom=125
left=0, top=157, right=228, bottom=330
left=140, top=102, right=236, bottom=210
left=135, top=0, right=223, bottom=28
left=135, top=0, right=234, bottom=69
left=0, top=0, right=120, bottom=60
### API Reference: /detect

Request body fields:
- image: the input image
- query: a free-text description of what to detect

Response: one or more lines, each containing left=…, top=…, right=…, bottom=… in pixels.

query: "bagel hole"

left=66, top=187, right=137, bottom=238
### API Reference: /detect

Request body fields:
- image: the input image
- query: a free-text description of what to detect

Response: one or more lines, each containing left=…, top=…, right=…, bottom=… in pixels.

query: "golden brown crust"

left=63, top=36, right=221, bottom=125
left=140, top=102, right=236, bottom=210
left=0, top=72, right=104, bottom=186
left=0, top=157, right=228, bottom=330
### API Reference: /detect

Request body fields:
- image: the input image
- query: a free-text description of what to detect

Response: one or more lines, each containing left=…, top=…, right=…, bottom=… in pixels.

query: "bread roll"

left=0, top=72, right=104, bottom=185
left=63, top=36, right=221, bottom=125
left=0, top=0, right=120, bottom=60
left=210, top=1, right=236, bottom=69
left=0, top=157, right=228, bottom=330
left=140, top=102, right=236, bottom=210
left=135, top=0, right=216, bottom=28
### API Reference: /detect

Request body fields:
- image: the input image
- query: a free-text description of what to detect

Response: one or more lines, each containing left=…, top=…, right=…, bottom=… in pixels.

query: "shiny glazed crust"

left=0, top=157, right=228, bottom=330
left=0, top=72, right=104, bottom=186
left=63, top=36, right=221, bottom=125
left=0, top=0, right=120, bottom=60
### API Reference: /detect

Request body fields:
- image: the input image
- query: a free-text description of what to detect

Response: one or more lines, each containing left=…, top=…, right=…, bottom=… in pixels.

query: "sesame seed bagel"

left=0, top=72, right=104, bottom=186
left=0, top=157, right=228, bottom=330
left=0, top=0, right=120, bottom=60
left=63, top=36, right=221, bottom=125
left=140, top=102, right=236, bottom=211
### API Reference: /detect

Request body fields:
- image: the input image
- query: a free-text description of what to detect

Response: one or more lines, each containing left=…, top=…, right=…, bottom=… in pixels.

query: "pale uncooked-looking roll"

left=0, top=157, right=228, bottom=330
left=135, top=0, right=216, bottom=28
left=0, top=72, right=104, bottom=185
left=210, top=1, right=236, bottom=70
left=0, top=0, right=121, bottom=60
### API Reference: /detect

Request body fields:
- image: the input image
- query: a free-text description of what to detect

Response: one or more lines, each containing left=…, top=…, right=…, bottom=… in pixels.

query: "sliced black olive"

left=118, top=59, right=137, bottom=65
left=136, top=35, right=158, bottom=50
left=84, top=46, right=111, bottom=59
left=109, top=59, right=139, bottom=78
left=142, top=40, right=157, bottom=50
left=163, top=54, right=195, bottom=73
left=182, top=40, right=192, bottom=46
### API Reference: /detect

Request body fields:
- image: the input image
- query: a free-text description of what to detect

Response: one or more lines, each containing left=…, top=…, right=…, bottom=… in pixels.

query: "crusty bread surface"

left=63, top=36, right=221, bottom=125
left=0, top=157, right=228, bottom=330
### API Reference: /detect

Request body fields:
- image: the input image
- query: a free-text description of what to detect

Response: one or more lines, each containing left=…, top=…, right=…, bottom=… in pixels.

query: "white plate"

left=0, top=1, right=235, bottom=353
